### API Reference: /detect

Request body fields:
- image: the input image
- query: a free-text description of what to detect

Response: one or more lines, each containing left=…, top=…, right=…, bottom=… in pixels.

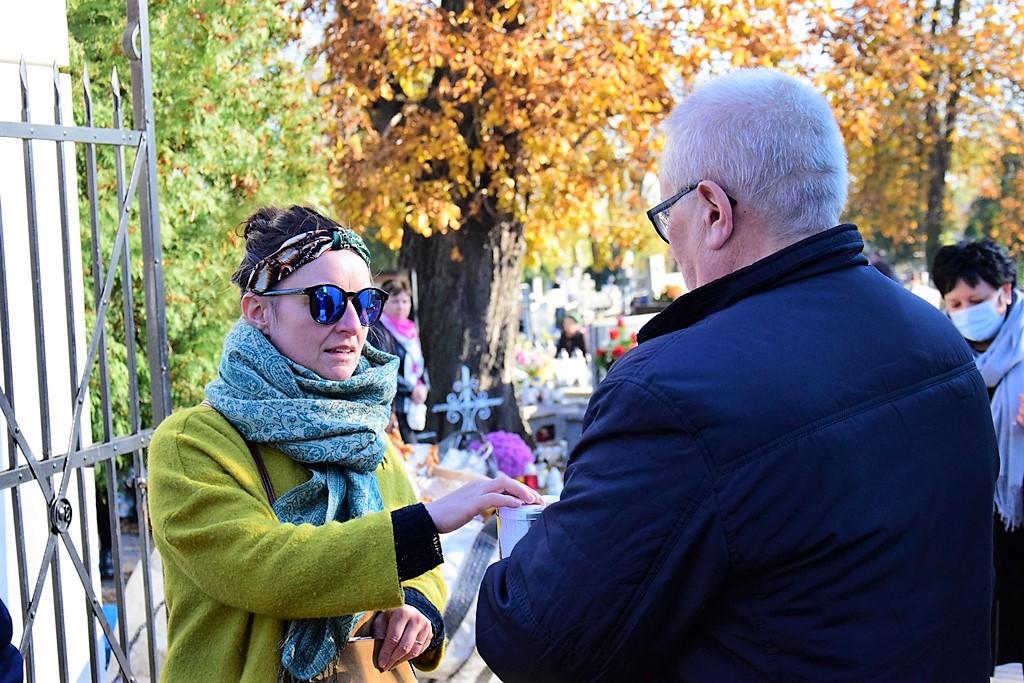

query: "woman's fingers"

left=483, top=491, right=539, bottom=510
left=375, top=607, right=432, bottom=671
left=379, top=630, right=417, bottom=671
left=492, top=475, right=544, bottom=504
left=372, top=606, right=432, bottom=671
left=376, top=611, right=410, bottom=671
left=426, top=477, right=544, bottom=533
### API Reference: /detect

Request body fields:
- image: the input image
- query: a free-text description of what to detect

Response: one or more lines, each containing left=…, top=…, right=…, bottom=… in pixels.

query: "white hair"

left=660, top=68, right=849, bottom=240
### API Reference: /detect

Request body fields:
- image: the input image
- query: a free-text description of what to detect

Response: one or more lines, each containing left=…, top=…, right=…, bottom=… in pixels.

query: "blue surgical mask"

left=948, top=293, right=1006, bottom=343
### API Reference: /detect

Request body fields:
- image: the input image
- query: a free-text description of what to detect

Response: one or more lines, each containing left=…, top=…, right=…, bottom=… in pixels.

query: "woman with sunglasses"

left=148, top=205, right=541, bottom=683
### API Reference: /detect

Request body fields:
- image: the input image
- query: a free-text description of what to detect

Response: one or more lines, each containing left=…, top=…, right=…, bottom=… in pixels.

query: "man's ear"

left=241, top=292, right=271, bottom=331
left=698, top=181, right=734, bottom=251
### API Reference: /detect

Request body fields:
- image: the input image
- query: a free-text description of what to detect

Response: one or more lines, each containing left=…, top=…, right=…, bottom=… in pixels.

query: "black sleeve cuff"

left=404, top=587, right=446, bottom=652
left=392, top=503, right=443, bottom=581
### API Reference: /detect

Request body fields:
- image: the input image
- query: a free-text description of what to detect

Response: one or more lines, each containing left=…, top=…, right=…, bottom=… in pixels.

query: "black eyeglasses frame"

left=646, top=183, right=738, bottom=244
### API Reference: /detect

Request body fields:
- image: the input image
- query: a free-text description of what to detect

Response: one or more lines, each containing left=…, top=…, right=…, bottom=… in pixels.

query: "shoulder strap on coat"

left=200, top=400, right=276, bottom=504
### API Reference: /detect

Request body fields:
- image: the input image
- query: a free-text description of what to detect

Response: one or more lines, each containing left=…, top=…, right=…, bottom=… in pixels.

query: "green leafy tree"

left=67, top=0, right=331, bottom=442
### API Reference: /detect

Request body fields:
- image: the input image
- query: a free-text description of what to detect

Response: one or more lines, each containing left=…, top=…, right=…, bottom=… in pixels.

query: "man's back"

left=477, top=226, right=997, bottom=682
left=650, top=229, right=994, bottom=680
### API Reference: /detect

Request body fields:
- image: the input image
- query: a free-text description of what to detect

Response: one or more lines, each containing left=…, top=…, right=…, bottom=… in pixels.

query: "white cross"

left=431, top=365, right=504, bottom=433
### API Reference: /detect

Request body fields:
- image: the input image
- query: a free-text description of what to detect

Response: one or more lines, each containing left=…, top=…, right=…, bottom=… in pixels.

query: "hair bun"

left=242, top=207, right=281, bottom=240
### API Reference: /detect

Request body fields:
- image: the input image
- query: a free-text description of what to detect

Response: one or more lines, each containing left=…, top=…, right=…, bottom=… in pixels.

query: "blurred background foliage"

left=63, top=0, right=1024, bottom=435
left=67, top=0, right=330, bottom=444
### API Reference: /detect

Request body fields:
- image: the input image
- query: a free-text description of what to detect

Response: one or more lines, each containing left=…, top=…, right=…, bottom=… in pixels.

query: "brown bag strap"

left=246, top=440, right=276, bottom=505
left=201, top=400, right=276, bottom=504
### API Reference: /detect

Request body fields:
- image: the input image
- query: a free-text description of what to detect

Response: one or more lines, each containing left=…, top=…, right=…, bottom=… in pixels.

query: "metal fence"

left=0, top=0, right=170, bottom=680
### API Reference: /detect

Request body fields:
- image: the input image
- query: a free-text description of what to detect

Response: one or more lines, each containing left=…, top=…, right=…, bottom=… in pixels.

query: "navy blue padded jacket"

left=478, top=225, right=998, bottom=683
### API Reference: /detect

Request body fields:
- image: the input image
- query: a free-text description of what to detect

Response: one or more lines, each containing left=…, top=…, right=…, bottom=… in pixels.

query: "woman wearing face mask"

left=148, top=206, right=541, bottom=683
left=932, top=238, right=1024, bottom=671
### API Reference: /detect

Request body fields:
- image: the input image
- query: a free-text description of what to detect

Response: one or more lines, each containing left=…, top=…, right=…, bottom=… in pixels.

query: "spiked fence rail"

left=0, top=0, right=169, bottom=680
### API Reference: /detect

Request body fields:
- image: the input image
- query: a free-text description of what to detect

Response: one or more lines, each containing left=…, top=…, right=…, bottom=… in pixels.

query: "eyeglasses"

left=646, top=183, right=738, bottom=244
left=257, top=285, right=389, bottom=326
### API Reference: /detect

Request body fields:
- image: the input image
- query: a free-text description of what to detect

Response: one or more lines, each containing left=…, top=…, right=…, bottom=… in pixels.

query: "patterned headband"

left=244, top=228, right=372, bottom=293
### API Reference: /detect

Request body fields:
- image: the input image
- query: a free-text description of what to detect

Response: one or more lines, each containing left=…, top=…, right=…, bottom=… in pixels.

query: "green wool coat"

left=148, top=405, right=447, bottom=682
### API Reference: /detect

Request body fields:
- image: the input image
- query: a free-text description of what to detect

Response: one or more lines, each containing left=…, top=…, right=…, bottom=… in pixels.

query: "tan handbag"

left=302, top=611, right=417, bottom=683
left=317, top=643, right=416, bottom=683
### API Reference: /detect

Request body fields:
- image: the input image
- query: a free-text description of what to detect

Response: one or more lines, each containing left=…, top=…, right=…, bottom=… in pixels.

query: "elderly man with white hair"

left=476, top=68, right=998, bottom=682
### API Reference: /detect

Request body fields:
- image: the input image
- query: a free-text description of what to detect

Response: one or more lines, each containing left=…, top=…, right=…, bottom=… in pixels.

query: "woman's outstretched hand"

left=424, top=475, right=543, bottom=534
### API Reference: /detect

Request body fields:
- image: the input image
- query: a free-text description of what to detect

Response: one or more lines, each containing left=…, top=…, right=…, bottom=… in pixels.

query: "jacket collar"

left=638, top=224, right=865, bottom=343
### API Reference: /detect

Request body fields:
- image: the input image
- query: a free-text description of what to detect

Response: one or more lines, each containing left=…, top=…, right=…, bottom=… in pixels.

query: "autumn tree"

left=812, top=0, right=1024, bottom=267
left=967, top=150, right=1024, bottom=262
left=311, top=0, right=811, bottom=435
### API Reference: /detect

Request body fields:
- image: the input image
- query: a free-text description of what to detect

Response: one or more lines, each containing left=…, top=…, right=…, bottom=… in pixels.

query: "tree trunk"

left=923, top=93, right=958, bottom=269
left=923, top=0, right=962, bottom=269
left=400, top=212, right=528, bottom=440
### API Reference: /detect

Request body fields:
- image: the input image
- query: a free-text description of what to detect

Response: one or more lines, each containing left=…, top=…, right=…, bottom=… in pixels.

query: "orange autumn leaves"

left=312, top=0, right=1024, bottom=264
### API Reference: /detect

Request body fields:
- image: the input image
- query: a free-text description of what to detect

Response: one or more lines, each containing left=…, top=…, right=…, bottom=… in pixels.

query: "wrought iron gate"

left=0, top=0, right=170, bottom=680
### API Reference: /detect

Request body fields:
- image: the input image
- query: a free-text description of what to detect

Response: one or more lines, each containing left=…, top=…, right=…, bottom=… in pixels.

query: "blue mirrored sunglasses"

left=257, top=285, right=388, bottom=326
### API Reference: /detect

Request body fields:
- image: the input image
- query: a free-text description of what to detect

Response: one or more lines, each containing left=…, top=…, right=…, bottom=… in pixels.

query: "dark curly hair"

left=230, top=205, right=347, bottom=292
left=930, top=238, right=1017, bottom=297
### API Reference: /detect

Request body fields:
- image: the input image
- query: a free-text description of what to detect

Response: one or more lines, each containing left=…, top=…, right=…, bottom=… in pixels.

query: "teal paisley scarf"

left=206, top=319, right=399, bottom=681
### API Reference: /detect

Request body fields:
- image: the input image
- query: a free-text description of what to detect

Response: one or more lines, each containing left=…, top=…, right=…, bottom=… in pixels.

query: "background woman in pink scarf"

left=372, top=277, right=430, bottom=443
